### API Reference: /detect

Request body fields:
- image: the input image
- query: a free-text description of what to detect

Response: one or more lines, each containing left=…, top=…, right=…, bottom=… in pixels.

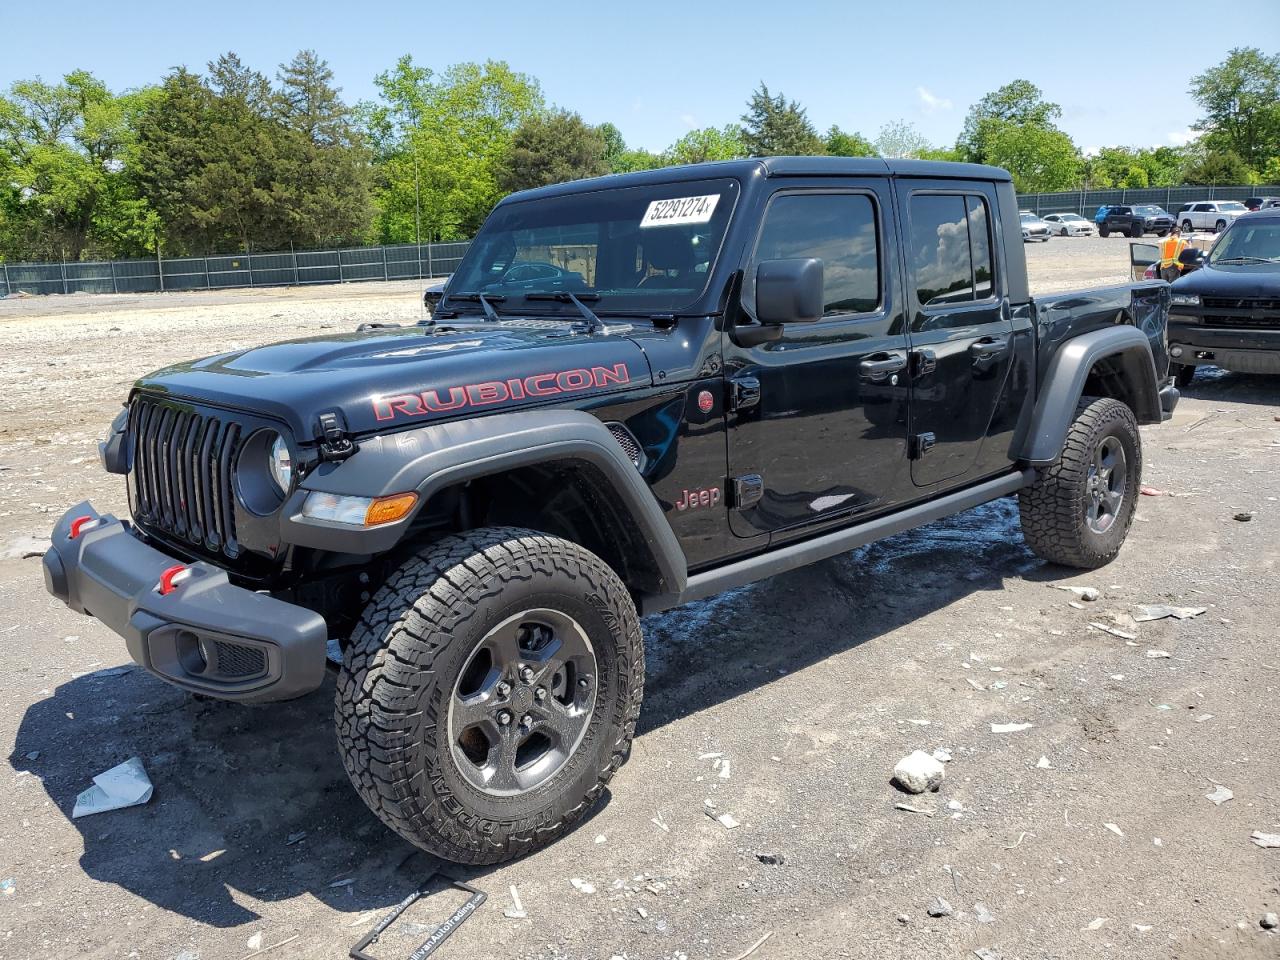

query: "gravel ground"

left=1, top=235, right=1278, bottom=960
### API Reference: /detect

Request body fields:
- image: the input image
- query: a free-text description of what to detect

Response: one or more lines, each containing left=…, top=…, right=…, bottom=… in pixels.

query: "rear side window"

left=908, top=193, right=996, bottom=308
left=747, top=192, right=880, bottom=316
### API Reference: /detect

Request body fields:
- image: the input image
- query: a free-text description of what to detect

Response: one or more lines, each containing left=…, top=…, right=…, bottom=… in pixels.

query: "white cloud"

left=1167, top=128, right=1197, bottom=146
left=917, top=86, right=953, bottom=113
left=679, top=113, right=697, bottom=130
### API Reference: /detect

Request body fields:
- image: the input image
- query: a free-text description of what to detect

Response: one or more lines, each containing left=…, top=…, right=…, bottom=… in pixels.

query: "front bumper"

left=1169, top=318, right=1280, bottom=375
left=43, top=502, right=328, bottom=702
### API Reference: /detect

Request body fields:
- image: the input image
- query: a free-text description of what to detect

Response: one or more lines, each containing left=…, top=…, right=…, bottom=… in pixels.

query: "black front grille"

left=1203, top=297, right=1280, bottom=311
left=129, top=397, right=242, bottom=559
left=212, top=640, right=267, bottom=679
left=1203, top=314, right=1280, bottom=330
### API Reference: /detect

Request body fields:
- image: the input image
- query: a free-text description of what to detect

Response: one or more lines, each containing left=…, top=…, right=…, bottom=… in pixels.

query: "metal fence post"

left=247, top=250, right=254, bottom=288
left=427, top=241, right=433, bottom=279
left=291, top=241, right=300, bottom=286
left=157, top=246, right=165, bottom=292
left=382, top=245, right=388, bottom=282
left=204, top=255, right=211, bottom=290
left=338, top=250, right=345, bottom=284
left=3, top=260, right=11, bottom=296
left=109, top=259, right=118, bottom=294
left=60, top=259, right=68, bottom=295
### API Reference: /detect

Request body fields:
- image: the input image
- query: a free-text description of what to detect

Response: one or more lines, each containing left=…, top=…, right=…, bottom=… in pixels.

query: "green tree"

left=823, top=125, right=876, bottom=157
left=274, top=50, right=372, bottom=246
left=1184, top=149, right=1256, bottom=185
left=740, top=83, right=824, bottom=156
left=957, top=80, right=1062, bottom=164
left=368, top=56, right=543, bottom=243
left=664, top=124, right=747, bottom=165
left=499, top=110, right=607, bottom=192
left=980, top=121, right=1082, bottom=192
left=1189, top=47, right=1280, bottom=172
left=874, top=119, right=932, bottom=159
left=0, top=71, right=151, bottom=260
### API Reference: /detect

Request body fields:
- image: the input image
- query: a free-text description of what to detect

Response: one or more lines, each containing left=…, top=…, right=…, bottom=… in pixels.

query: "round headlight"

left=269, top=434, right=293, bottom=493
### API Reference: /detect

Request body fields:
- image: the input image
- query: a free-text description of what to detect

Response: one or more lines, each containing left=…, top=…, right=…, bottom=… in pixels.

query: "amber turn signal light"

left=365, top=492, right=418, bottom=526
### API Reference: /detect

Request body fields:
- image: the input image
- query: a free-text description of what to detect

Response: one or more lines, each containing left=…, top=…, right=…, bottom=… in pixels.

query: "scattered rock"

left=1133, top=605, right=1207, bottom=622
left=1104, top=822, right=1124, bottom=837
left=245, top=933, right=263, bottom=951
left=1206, top=785, right=1234, bottom=806
left=1146, top=650, right=1172, bottom=659
left=1089, top=621, right=1138, bottom=640
left=926, top=897, right=954, bottom=918
left=974, top=902, right=995, bottom=923
left=1233, top=512, right=1254, bottom=522
left=755, top=853, right=784, bottom=866
left=1036, top=756, right=1052, bottom=769
left=1250, top=832, right=1280, bottom=849
left=892, top=750, right=946, bottom=794
left=973, top=949, right=1002, bottom=960
left=931, top=748, right=952, bottom=763
left=894, top=802, right=934, bottom=816
left=1084, top=917, right=1108, bottom=931
left=990, top=722, right=1033, bottom=734
left=1054, top=585, right=1099, bottom=601
left=570, top=878, right=596, bottom=894
left=896, top=914, right=911, bottom=925
left=710, top=811, right=740, bottom=830
left=284, top=831, right=306, bottom=845
left=1262, top=913, right=1278, bottom=930
left=504, top=884, right=529, bottom=920
left=1140, top=485, right=1165, bottom=496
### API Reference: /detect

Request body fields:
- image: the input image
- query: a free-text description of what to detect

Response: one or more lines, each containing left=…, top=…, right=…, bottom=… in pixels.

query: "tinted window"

left=1194, top=203, right=1212, bottom=211
left=748, top=193, right=880, bottom=316
left=908, top=193, right=996, bottom=308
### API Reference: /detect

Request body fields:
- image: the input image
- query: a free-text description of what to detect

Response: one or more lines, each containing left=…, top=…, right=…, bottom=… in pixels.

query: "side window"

left=908, top=193, right=996, bottom=312
left=746, top=192, right=880, bottom=317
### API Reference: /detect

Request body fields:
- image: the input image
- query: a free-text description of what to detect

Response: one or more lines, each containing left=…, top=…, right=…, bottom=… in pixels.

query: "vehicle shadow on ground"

left=1181, top=368, right=1278, bottom=407
left=8, top=498, right=1041, bottom=928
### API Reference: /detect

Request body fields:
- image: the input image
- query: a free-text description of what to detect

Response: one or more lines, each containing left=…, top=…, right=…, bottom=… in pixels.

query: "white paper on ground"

left=72, top=757, right=154, bottom=818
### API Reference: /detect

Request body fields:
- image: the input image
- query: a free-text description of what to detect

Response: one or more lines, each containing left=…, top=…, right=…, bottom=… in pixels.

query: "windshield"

left=1135, top=205, right=1168, bottom=216
left=1020, top=213, right=1040, bottom=222
left=1209, top=221, right=1280, bottom=263
left=443, top=178, right=740, bottom=316
left=1219, top=202, right=1248, bottom=212
left=1061, top=214, right=1084, bottom=221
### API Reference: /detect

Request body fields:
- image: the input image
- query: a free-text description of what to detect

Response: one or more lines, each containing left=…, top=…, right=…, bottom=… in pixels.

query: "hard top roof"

left=501, top=156, right=1013, bottom=205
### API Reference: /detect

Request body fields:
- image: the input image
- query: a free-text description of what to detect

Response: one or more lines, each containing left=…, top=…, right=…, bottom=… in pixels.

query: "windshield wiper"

left=444, top=292, right=506, bottom=321
left=1213, top=256, right=1274, bottom=264
left=524, top=292, right=608, bottom=334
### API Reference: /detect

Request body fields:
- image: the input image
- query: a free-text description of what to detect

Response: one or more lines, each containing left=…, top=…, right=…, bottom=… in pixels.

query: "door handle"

left=969, top=337, right=1009, bottom=362
left=858, top=351, right=908, bottom=382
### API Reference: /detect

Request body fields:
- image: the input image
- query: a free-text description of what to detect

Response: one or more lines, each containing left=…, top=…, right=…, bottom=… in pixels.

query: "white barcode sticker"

left=640, top=194, right=720, bottom=228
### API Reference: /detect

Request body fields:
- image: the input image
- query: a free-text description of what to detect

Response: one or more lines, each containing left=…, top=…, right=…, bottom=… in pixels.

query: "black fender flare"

left=1020, top=326, right=1161, bottom=466
left=280, top=410, right=688, bottom=599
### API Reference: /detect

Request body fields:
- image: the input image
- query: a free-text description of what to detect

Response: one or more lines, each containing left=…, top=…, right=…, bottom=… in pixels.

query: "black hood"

left=133, top=321, right=653, bottom=441
left=1172, top=261, right=1280, bottom=298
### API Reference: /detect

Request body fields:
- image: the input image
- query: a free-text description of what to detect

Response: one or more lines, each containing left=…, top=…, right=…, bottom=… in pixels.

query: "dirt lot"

left=1, top=236, right=1278, bottom=960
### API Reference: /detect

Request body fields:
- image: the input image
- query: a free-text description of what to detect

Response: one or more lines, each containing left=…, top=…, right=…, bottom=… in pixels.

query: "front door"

left=898, top=184, right=1016, bottom=488
left=724, top=181, right=911, bottom=537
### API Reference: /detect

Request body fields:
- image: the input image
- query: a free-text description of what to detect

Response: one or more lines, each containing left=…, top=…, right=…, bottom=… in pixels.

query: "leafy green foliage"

left=1184, top=149, right=1257, bottom=186
left=958, top=80, right=1062, bottom=163
left=1189, top=47, right=1280, bottom=172
left=874, top=120, right=933, bottom=159
left=740, top=83, right=824, bottom=156
left=824, top=126, right=877, bottom=158
left=980, top=121, right=1081, bottom=193
left=499, top=110, right=608, bottom=192
left=664, top=125, right=748, bottom=165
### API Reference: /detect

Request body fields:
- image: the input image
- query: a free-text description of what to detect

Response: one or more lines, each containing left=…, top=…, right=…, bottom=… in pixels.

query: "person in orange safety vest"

left=1159, top=224, right=1188, bottom=282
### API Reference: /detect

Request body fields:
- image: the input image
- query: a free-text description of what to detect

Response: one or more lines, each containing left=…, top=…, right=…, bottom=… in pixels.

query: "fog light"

left=1171, top=346, right=1183, bottom=358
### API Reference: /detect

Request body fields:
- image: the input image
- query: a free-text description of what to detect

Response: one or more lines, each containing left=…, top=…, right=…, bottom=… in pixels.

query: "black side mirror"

left=1177, top=248, right=1206, bottom=272
left=756, top=258, right=823, bottom=324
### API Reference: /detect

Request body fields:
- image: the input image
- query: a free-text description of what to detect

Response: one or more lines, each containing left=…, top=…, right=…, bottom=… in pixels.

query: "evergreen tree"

left=499, top=110, right=608, bottom=192
left=740, top=83, right=824, bottom=156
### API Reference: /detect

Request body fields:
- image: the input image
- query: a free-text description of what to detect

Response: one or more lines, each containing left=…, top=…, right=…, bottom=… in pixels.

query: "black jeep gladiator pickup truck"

left=43, top=157, right=1177, bottom=865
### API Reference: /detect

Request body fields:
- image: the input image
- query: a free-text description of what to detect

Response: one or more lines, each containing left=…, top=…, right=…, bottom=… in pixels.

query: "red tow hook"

left=69, top=515, right=99, bottom=539
left=157, top=564, right=192, bottom=596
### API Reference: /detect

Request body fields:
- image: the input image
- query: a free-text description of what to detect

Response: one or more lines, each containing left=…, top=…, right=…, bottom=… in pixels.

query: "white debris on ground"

left=990, top=722, right=1033, bottom=734
left=1132, top=605, right=1207, bottom=622
left=892, top=750, right=945, bottom=794
left=1053, top=585, right=1099, bottom=601
left=1205, top=785, right=1234, bottom=806
left=71, top=757, right=153, bottom=818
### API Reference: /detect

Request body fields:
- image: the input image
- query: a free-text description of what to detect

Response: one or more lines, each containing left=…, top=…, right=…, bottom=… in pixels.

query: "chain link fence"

left=1015, top=184, right=1280, bottom=218
left=0, top=241, right=470, bottom=298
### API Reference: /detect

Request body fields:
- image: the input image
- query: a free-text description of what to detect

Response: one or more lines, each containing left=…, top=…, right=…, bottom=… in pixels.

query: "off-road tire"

left=1215, top=219, right=1227, bottom=233
left=1018, top=397, right=1141, bottom=569
left=334, top=527, right=643, bottom=864
left=1173, top=363, right=1196, bottom=388
left=1182, top=219, right=1194, bottom=233
left=1099, top=225, right=1110, bottom=238
left=1129, top=224, right=1144, bottom=238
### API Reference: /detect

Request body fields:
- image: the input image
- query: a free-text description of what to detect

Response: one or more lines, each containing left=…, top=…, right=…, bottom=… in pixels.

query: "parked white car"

left=1178, top=200, right=1249, bottom=233
left=1042, top=213, right=1095, bottom=237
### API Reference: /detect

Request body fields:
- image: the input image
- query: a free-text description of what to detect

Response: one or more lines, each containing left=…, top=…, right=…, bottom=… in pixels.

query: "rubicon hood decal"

left=374, top=363, right=633, bottom=421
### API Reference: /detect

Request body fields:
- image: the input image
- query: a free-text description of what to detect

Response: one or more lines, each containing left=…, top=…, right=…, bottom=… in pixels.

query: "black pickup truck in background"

left=43, top=157, right=1177, bottom=865
left=1168, top=207, right=1280, bottom=385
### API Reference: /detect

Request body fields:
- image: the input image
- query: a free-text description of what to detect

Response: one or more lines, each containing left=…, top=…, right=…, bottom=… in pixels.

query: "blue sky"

left=4, top=0, right=1276, bottom=154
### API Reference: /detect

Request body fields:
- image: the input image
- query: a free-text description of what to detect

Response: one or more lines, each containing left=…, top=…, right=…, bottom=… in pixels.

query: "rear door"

left=897, top=182, right=1016, bottom=488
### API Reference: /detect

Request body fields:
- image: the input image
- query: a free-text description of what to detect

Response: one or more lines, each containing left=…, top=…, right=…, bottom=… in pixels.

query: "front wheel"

left=1099, top=226, right=1111, bottom=238
left=1182, top=220, right=1194, bottom=233
left=1215, top=219, right=1227, bottom=233
left=335, top=527, right=643, bottom=864
left=1173, top=363, right=1196, bottom=388
left=1129, top=224, right=1144, bottom=238
left=1018, top=397, right=1141, bottom=569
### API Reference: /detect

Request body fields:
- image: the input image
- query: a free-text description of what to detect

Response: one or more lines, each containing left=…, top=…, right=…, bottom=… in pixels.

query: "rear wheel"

left=335, top=527, right=643, bottom=864
left=1018, top=397, right=1141, bottom=569
left=1129, top=224, right=1144, bottom=238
